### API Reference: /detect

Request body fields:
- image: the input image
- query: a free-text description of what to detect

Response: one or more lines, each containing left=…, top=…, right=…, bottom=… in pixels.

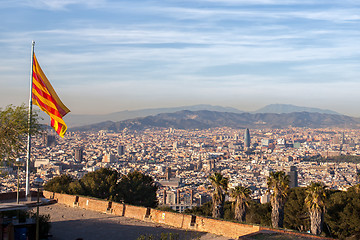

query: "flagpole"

left=26, top=40, right=35, bottom=198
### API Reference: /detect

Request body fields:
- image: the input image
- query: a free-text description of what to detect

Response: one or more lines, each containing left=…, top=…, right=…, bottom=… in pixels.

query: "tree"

left=353, top=183, right=360, bottom=194
left=44, top=174, right=73, bottom=193
left=43, top=169, right=158, bottom=208
left=209, top=172, right=228, bottom=219
left=356, top=169, right=360, bottom=184
left=267, top=171, right=289, bottom=228
left=305, top=182, right=327, bottom=235
left=0, top=104, right=41, bottom=161
left=79, top=168, right=119, bottom=200
left=116, top=170, right=158, bottom=208
left=246, top=201, right=272, bottom=226
left=68, top=180, right=84, bottom=195
left=325, top=186, right=360, bottom=239
left=230, top=185, right=251, bottom=222
left=284, top=187, right=309, bottom=232
left=184, top=201, right=212, bottom=217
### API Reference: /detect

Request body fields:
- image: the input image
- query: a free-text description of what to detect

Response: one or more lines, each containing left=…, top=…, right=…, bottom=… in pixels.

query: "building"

left=165, top=191, right=177, bottom=205
left=165, top=167, right=172, bottom=180
left=162, top=189, right=197, bottom=212
left=74, top=147, right=84, bottom=162
left=102, top=151, right=116, bottom=163
left=118, top=144, right=125, bottom=156
left=207, top=159, right=216, bottom=172
left=196, top=160, right=203, bottom=171
left=286, top=166, right=298, bottom=188
left=244, top=128, right=251, bottom=148
left=43, top=134, right=56, bottom=147
left=260, top=193, right=270, bottom=204
left=34, top=159, right=50, bottom=168
left=261, top=139, right=270, bottom=147
left=159, top=178, right=182, bottom=188
left=173, top=141, right=178, bottom=151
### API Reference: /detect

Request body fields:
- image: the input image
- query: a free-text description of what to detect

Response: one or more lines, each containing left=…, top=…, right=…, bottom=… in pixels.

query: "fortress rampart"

left=37, top=191, right=332, bottom=239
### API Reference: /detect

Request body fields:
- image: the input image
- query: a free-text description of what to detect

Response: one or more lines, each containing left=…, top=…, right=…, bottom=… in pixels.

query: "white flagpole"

left=26, top=40, right=35, bottom=198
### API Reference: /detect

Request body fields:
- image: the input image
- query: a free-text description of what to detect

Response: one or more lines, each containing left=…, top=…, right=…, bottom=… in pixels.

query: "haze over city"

left=1, top=0, right=360, bottom=116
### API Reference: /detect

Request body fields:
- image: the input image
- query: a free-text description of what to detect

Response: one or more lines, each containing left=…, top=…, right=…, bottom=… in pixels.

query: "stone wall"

left=42, top=191, right=332, bottom=240
left=77, top=196, right=109, bottom=212
left=0, top=191, right=38, bottom=201
left=149, top=208, right=193, bottom=229
left=196, top=216, right=260, bottom=238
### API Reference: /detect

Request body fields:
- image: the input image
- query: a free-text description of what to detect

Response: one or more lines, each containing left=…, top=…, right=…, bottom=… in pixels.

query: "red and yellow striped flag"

left=32, top=53, right=70, bottom=137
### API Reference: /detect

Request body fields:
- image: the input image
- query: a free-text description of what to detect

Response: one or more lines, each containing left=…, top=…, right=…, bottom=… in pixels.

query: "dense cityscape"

left=2, top=127, right=360, bottom=212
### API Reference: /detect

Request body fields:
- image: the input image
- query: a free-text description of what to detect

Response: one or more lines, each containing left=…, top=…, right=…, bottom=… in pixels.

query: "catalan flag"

left=32, top=53, right=70, bottom=137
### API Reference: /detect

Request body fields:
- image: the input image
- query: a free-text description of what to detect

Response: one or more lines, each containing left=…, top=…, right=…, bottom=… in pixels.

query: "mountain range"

left=39, top=103, right=341, bottom=128
left=253, top=104, right=339, bottom=115
left=70, top=110, right=360, bottom=132
left=39, top=104, right=244, bottom=127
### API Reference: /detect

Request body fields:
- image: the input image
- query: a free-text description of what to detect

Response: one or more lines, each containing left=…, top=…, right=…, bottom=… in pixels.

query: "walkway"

left=37, top=203, right=232, bottom=240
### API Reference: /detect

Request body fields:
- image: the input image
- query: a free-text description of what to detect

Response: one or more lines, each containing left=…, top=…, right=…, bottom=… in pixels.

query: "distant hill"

left=70, top=110, right=360, bottom=132
left=40, top=103, right=341, bottom=128
left=40, top=104, right=243, bottom=128
left=254, top=104, right=339, bottom=115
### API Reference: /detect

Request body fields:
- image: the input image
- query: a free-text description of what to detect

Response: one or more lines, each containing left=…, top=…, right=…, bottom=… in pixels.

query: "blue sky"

left=1, top=0, right=360, bottom=116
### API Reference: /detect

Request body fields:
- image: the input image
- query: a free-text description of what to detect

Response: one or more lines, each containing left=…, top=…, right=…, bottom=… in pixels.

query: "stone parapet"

left=42, top=191, right=333, bottom=240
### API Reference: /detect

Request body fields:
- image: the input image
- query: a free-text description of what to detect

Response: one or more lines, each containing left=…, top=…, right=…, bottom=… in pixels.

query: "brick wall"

left=42, top=191, right=55, bottom=200
left=42, top=191, right=332, bottom=240
left=0, top=191, right=38, bottom=201
left=0, top=191, right=24, bottom=201
left=112, top=202, right=125, bottom=216
left=123, top=204, right=147, bottom=219
left=150, top=209, right=193, bottom=229
left=77, top=197, right=109, bottom=212
left=197, top=216, right=260, bottom=239
left=42, top=191, right=261, bottom=238
left=43, top=191, right=77, bottom=206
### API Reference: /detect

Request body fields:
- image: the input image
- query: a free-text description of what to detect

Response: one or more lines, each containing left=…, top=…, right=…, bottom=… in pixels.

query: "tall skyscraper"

left=244, top=128, right=251, bottom=148
left=286, top=166, right=298, bottom=188
left=196, top=160, right=203, bottom=171
left=165, top=167, right=172, bottom=180
left=43, top=134, right=56, bottom=147
left=207, top=159, right=216, bottom=172
left=118, top=144, right=125, bottom=156
left=74, top=147, right=83, bottom=162
left=341, top=132, right=345, bottom=144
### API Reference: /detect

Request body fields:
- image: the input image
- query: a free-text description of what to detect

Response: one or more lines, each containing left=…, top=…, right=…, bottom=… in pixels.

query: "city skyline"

left=1, top=0, right=360, bottom=116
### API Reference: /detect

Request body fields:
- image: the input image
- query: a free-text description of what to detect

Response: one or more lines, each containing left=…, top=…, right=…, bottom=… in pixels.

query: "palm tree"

left=209, top=172, right=228, bottom=218
left=230, top=185, right=252, bottom=222
left=267, top=171, right=290, bottom=228
left=305, top=182, right=327, bottom=235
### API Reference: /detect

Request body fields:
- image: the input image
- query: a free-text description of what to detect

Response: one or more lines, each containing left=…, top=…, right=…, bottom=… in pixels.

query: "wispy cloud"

left=7, top=0, right=107, bottom=10
left=1, top=0, right=360, bottom=115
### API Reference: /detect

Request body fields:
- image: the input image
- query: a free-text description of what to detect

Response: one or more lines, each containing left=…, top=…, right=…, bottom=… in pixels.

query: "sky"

left=1, top=0, right=360, bottom=116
